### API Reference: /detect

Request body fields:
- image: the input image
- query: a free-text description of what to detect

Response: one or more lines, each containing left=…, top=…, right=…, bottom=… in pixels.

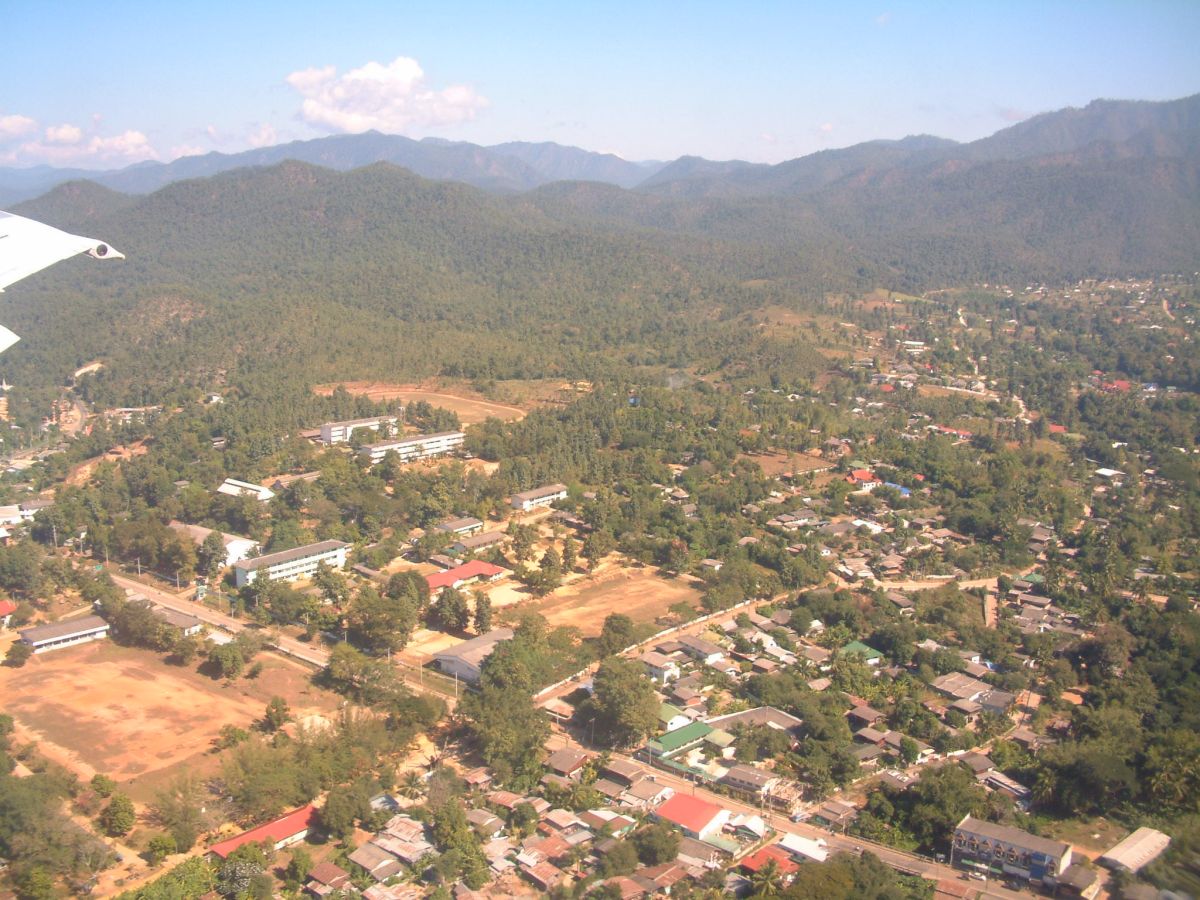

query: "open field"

left=0, top=641, right=339, bottom=787
left=515, top=566, right=704, bottom=637
left=313, top=381, right=526, bottom=424
left=741, top=449, right=834, bottom=477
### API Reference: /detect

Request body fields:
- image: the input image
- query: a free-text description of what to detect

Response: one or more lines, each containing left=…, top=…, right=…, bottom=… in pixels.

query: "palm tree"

left=749, top=858, right=783, bottom=896
left=397, top=771, right=425, bottom=801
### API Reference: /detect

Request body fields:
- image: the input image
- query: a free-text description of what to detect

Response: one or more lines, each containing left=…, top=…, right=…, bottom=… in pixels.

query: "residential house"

left=653, top=794, right=730, bottom=841
left=433, top=628, right=515, bottom=683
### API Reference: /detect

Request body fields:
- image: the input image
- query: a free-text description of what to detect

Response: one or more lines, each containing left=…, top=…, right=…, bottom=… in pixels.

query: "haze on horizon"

left=3, top=0, right=1199, bottom=171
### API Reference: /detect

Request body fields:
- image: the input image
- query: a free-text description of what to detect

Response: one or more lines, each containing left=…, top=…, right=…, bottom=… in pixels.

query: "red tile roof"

left=848, top=469, right=878, bottom=483
left=425, top=559, right=506, bottom=592
left=741, top=844, right=800, bottom=875
left=653, top=793, right=725, bottom=835
left=0, top=600, right=17, bottom=617
left=207, top=805, right=318, bottom=859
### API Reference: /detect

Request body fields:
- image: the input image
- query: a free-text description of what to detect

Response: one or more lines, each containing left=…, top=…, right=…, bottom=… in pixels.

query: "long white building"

left=320, top=416, right=398, bottom=445
left=359, top=430, right=464, bottom=465
left=234, top=540, right=350, bottom=588
left=510, top=483, right=568, bottom=512
left=20, top=615, right=110, bottom=654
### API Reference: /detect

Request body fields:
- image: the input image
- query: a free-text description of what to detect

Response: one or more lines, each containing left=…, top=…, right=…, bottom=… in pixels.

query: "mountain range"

left=2, top=93, right=1198, bottom=403
left=2, top=94, right=1197, bottom=205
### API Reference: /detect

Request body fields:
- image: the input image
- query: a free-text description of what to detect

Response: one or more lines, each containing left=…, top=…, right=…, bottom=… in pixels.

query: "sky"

left=3, top=1, right=1199, bottom=170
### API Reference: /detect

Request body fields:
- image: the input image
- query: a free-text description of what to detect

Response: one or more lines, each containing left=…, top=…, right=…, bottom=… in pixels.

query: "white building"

left=320, top=416, right=398, bottom=445
left=169, top=521, right=258, bottom=565
left=233, top=540, right=350, bottom=588
left=510, top=483, right=568, bottom=512
left=19, top=615, right=110, bottom=654
left=360, top=430, right=464, bottom=465
left=216, top=478, right=275, bottom=502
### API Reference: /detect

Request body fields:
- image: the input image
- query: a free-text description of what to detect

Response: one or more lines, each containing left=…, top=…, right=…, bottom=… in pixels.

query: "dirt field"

left=313, top=381, right=526, bottom=424
left=516, top=566, right=704, bottom=637
left=0, top=641, right=340, bottom=786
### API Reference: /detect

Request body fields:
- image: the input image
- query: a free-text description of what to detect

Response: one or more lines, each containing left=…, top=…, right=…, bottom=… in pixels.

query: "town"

left=0, top=274, right=1196, bottom=900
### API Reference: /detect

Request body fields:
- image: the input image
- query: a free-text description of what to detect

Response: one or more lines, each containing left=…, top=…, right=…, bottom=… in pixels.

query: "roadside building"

left=1098, top=827, right=1171, bottom=874
left=434, top=628, right=515, bottom=683
left=510, top=483, right=568, bottom=512
left=208, top=805, right=319, bottom=859
left=953, top=815, right=1072, bottom=882
left=19, top=615, right=109, bottom=654
left=424, top=559, right=505, bottom=596
left=169, top=521, right=258, bottom=565
left=233, top=540, right=350, bottom=588
left=653, top=794, right=730, bottom=841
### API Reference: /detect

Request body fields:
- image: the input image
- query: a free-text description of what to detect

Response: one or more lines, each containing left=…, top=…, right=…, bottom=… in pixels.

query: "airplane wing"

left=0, top=210, right=124, bottom=353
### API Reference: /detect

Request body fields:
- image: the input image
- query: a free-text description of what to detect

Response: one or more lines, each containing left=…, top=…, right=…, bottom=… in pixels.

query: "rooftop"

left=234, top=539, right=349, bottom=573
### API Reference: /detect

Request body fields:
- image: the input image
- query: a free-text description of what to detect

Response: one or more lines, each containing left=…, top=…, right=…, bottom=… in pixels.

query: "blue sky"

left=3, top=1, right=1198, bottom=169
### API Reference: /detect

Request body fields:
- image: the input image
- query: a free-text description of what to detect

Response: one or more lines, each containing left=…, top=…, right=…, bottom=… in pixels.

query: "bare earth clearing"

left=0, top=641, right=339, bottom=786
left=313, top=381, right=526, bottom=424
left=740, top=450, right=833, bottom=477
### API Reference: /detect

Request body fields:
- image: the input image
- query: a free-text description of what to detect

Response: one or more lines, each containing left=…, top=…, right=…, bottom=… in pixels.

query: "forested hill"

left=3, top=161, right=835, bottom=403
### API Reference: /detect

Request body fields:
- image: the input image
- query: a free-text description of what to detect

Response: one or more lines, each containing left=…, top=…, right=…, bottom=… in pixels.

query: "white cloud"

left=45, top=124, right=83, bottom=145
left=0, top=114, right=37, bottom=138
left=875, top=12, right=892, bottom=26
left=1, top=128, right=158, bottom=166
left=247, top=123, right=278, bottom=148
left=285, top=56, right=487, bottom=134
left=170, top=143, right=209, bottom=159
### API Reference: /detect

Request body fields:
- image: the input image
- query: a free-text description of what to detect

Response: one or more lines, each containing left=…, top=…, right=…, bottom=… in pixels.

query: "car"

left=966, top=871, right=986, bottom=881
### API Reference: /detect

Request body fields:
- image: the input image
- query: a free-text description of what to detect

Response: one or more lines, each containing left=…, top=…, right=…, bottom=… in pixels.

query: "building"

left=208, top=805, right=320, bottom=859
left=216, top=478, right=275, bottom=502
left=0, top=599, right=16, bottom=629
left=151, top=606, right=203, bottom=636
left=434, top=628, right=515, bottom=683
left=19, top=615, right=110, bottom=654
left=424, top=559, right=506, bottom=596
left=653, top=794, right=730, bottom=841
left=449, top=531, right=506, bottom=555
left=359, top=430, right=465, bottom=465
left=1098, top=827, right=1171, bottom=874
left=953, top=815, right=1072, bottom=882
left=510, top=483, right=568, bottom=512
left=720, top=764, right=780, bottom=797
left=169, top=521, right=258, bottom=566
left=647, top=720, right=712, bottom=758
left=320, top=415, right=398, bottom=445
left=435, top=516, right=484, bottom=536
left=640, top=650, right=681, bottom=684
left=233, top=540, right=350, bottom=588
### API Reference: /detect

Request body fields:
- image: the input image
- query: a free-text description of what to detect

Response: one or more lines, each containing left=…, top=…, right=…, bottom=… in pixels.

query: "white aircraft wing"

left=0, top=210, right=124, bottom=353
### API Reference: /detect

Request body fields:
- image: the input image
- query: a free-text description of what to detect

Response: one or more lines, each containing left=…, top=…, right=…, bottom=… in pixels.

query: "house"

left=779, top=833, right=829, bottom=863
left=466, top=808, right=505, bottom=840
left=707, top=706, right=805, bottom=737
left=812, top=800, right=858, bottom=831
left=320, top=415, right=398, bottom=445
left=233, top=540, right=350, bottom=588
left=304, top=862, right=352, bottom=898
left=653, top=794, right=730, bottom=840
left=545, top=748, right=590, bottom=781
left=169, top=521, right=258, bottom=566
left=216, top=478, right=275, bottom=502
left=847, top=705, right=886, bottom=729
left=658, top=703, right=691, bottom=733
left=931, top=672, right=991, bottom=702
left=0, top=599, right=17, bottom=629
left=953, top=815, right=1072, bottom=881
left=360, top=430, right=464, bottom=465
left=347, top=842, right=404, bottom=881
left=151, top=606, right=203, bottom=637
left=601, top=759, right=645, bottom=788
left=840, top=640, right=884, bottom=666
left=647, top=720, right=712, bottom=758
left=676, top=634, right=725, bottom=664
left=433, top=628, right=515, bottom=683
left=740, top=844, right=800, bottom=880
left=425, top=559, right=506, bottom=596
left=720, top=764, right=780, bottom=797
left=208, top=805, right=319, bottom=859
left=19, top=615, right=110, bottom=654
left=640, top=650, right=681, bottom=684
left=510, top=483, right=568, bottom=512
left=623, top=779, right=675, bottom=808
left=847, top=469, right=882, bottom=491
left=1098, top=827, right=1171, bottom=874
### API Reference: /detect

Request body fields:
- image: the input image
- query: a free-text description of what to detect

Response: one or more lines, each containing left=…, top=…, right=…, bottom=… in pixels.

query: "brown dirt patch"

left=741, top=450, right=834, bottom=477
left=0, top=641, right=340, bottom=787
left=313, top=381, right=526, bottom=424
left=514, top=566, right=704, bottom=637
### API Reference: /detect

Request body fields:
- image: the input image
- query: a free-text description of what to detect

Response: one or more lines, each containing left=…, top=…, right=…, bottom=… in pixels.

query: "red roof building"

left=425, top=559, right=506, bottom=594
left=740, top=844, right=801, bottom=877
left=653, top=793, right=729, bottom=840
left=0, top=599, right=17, bottom=621
left=207, top=805, right=319, bottom=859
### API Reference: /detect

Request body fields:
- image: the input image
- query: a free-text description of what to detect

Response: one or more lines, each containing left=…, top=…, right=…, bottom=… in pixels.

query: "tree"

left=5, top=641, right=33, bottom=667
left=207, top=643, right=244, bottom=679
left=562, top=536, right=578, bottom=572
left=597, top=613, right=636, bottom=657
left=151, top=773, right=207, bottom=851
left=90, top=774, right=117, bottom=798
left=198, top=531, right=227, bottom=580
left=472, top=590, right=492, bottom=633
left=146, top=833, right=177, bottom=865
left=321, top=783, right=371, bottom=842
left=99, top=792, right=136, bottom=837
left=348, top=586, right=417, bottom=653
left=460, top=681, right=549, bottom=790
left=590, top=657, right=660, bottom=748
left=632, top=822, right=680, bottom=865
left=285, top=846, right=313, bottom=887
left=431, top=587, right=471, bottom=632
left=263, top=697, right=291, bottom=732
left=598, top=840, right=639, bottom=877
